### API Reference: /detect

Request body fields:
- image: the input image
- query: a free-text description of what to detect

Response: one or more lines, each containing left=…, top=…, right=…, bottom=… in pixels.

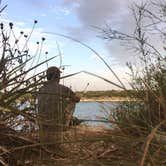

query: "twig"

left=140, top=120, right=165, bottom=166
left=0, top=157, right=7, bottom=166
left=43, top=32, right=126, bottom=90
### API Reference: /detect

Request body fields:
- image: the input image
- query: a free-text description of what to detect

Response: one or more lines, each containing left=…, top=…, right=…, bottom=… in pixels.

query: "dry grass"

left=1, top=1, right=166, bottom=165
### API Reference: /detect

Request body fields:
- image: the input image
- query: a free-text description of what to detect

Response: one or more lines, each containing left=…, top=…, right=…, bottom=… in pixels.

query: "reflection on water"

left=74, top=101, right=119, bottom=128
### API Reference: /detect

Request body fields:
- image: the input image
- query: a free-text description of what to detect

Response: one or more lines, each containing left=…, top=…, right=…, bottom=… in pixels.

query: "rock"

left=69, top=117, right=83, bottom=126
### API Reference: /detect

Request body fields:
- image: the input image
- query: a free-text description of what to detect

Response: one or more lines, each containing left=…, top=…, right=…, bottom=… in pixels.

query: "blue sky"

left=0, top=0, right=137, bottom=91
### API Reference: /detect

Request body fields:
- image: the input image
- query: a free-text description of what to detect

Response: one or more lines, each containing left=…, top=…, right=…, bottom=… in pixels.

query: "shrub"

left=101, top=1, right=166, bottom=165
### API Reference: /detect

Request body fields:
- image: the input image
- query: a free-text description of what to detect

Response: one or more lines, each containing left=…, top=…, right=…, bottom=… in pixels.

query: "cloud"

left=59, top=0, right=136, bottom=62
left=62, top=0, right=124, bottom=26
left=59, top=8, right=70, bottom=16
left=41, top=13, right=47, bottom=17
left=61, top=0, right=127, bottom=39
left=0, top=18, right=26, bottom=27
left=60, top=0, right=165, bottom=65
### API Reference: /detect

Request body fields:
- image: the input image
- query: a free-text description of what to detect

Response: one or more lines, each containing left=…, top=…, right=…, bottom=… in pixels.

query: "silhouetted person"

left=38, top=66, right=80, bottom=146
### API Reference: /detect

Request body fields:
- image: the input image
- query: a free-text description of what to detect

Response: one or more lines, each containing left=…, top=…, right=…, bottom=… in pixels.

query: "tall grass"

left=0, top=15, right=125, bottom=166
left=0, top=19, right=60, bottom=165
left=0, top=19, right=123, bottom=166
left=1, top=1, right=166, bottom=166
left=100, top=1, right=166, bottom=165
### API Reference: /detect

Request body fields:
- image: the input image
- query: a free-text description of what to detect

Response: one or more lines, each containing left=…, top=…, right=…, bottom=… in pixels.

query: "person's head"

left=46, top=66, right=61, bottom=82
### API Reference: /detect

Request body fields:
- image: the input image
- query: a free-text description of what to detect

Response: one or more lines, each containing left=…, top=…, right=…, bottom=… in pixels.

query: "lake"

left=74, top=101, right=120, bottom=128
left=16, top=101, right=120, bottom=130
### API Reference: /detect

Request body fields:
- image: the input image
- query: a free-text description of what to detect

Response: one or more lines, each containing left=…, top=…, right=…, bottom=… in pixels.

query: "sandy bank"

left=80, top=97, right=136, bottom=102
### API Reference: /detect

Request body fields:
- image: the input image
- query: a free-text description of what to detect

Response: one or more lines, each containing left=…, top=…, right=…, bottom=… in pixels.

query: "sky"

left=0, top=0, right=142, bottom=91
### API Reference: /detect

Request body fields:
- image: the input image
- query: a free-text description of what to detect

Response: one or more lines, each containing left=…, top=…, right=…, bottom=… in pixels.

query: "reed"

left=0, top=17, right=61, bottom=165
left=1, top=1, right=166, bottom=165
left=100, top=1, right=166, bottom=165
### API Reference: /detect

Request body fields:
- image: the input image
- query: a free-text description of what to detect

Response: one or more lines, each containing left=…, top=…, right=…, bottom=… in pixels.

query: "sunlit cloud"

left=40, top=13, right=46, bottom=17
left=59, top=8, right=71, bottom=16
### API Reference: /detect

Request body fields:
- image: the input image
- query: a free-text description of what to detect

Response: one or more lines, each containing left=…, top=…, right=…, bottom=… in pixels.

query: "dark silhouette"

left=38, top=66, right=80, bottom=144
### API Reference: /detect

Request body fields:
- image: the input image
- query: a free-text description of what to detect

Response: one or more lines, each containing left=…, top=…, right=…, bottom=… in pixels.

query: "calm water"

left=74, top=101, right=119, bottom=127
left=17, top=101, right=120, bottom=129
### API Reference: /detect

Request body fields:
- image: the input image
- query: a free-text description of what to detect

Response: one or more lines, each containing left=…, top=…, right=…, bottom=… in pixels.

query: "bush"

left=101, top=1, right=166, bottom=165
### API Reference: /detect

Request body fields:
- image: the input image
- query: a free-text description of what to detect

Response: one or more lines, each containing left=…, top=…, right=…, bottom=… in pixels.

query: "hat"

left=47, top=66, right=61, bottom=73
left=46, top=66, right=61, bottom=80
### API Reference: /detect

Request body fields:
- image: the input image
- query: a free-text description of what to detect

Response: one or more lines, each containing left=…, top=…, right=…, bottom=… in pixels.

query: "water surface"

left=74, top=101, right=119, bottom=127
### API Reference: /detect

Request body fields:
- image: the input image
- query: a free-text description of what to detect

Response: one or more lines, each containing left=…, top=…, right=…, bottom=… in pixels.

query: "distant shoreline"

left=76, top=90, right=138, bottom=102
left=80, top=97, right=136, bottom=102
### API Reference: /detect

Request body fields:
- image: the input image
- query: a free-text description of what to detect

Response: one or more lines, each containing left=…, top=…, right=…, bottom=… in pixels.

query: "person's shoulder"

left=39, top=81, right=58, bottom=90
left=59, top=84, right=71, bottom=89
left=59, top=84, right=74, bottom=92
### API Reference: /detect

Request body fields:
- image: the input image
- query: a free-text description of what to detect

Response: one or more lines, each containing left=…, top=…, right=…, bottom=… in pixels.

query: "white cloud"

left=59, top=8, right=71, bottom=16
left=0, top=18, right=26, bottom=27
left=62, top=0, right=125, bottom=25
left=41, top=13, right=46, bottom=17
left=59, top=0, right=135, bottom=62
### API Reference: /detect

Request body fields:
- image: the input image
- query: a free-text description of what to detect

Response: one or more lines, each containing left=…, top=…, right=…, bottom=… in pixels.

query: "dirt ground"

left=32, top=125, right=120, bottom=166
left=1, top=125, right=138, bottom=166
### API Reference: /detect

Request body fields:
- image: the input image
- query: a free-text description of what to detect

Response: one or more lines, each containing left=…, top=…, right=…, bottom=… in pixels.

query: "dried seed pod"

left=42, top=37, right=45, bottom=41
left=9, top=22, right=13, bottom=29
left=0, top=23, right=4, bottom=30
